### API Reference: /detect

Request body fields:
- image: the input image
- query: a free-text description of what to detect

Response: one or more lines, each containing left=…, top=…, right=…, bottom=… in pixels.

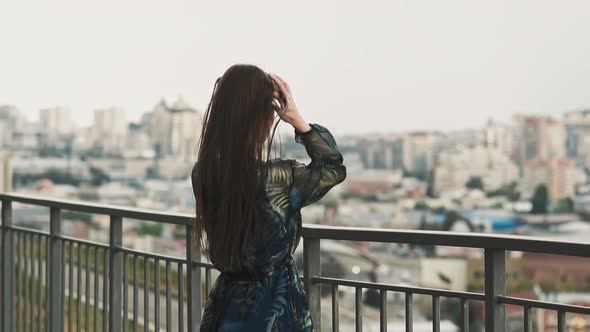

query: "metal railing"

left=1, top=192, right=590, bottom=332
left=0, top=193, right=210, bottom=332
left=303, top=225, right=590, bottom=332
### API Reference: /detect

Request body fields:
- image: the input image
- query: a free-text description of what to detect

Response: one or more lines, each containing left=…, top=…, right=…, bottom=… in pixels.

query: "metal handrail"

left=0, top=193, right=193, bottom=225
left=1, top=192, right=590, bottom=332
left=303, top=223, right=590, bottom=258
left=1, top=193, right=201, bottom=332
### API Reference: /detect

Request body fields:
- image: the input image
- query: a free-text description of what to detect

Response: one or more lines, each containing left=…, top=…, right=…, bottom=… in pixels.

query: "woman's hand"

left=270, top=74, right=311, bottom=133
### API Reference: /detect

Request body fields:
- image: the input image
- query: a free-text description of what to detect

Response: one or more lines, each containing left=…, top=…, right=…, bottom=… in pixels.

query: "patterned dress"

left=199, top=123, right=347, bottom=332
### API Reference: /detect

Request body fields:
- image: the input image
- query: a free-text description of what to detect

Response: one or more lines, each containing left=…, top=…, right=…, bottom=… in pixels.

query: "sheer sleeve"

left=289, top=123, right=347, bottom=209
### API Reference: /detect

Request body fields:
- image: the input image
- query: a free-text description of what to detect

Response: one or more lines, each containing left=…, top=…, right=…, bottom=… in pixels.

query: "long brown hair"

left=191, top=64, right=278, bottom=272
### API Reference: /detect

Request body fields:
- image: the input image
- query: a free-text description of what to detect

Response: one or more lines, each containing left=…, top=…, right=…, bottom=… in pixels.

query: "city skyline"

left=1, top=99, right=586, bottom=136
left=2, top=0, right=590, bottom=135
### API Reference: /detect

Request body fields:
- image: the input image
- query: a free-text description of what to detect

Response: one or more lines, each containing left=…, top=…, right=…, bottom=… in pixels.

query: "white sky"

left=1, top=0, right=590, bottom=135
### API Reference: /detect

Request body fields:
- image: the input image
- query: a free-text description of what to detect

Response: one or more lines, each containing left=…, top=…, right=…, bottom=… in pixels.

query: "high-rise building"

left=433, top=146, right=519, bottom=195
left=148, top=97, right=202, bottom=161
left=514, top=115, right=566, bottom=162
left=0, top=105, right=19, bottom=147
left=514, top=115, right=576, bottom=201
left=522, top=159, right=580, bottom=201
left=564, top=109, right=590, bottom=167
left=39, top=107, right=73, bottom=145
left=124, top=123, right=152, bottom=158
left=0, top=154, right=12, bottom=192
left=358, top=138, right=404, bottom=170
left=93, top=107, right=127, bottom=154
left=484, top=119, right=518, bottom=160
left=402, top=132, right=435, bottom=178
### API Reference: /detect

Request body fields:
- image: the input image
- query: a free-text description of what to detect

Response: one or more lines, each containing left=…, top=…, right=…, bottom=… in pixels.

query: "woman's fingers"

left=270, top=73, right=299, bottom=123
left=275, top=74, right=292, bottom=94
left=270, top=74, right=290, bottom=100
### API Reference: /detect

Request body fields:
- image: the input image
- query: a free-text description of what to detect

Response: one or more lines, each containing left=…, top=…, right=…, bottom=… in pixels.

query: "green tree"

left=491, top=201, right=504, bottom=209
left=134, top=223, right=164, bottom=237
left=90, top=167, right=110, bottom=186
left=560, top=275, right=576, bottom=292
left=465, top=176, right=484, bottom=190
left=414, top=200, right=430, bottom=210
left=442, top=210, right=474, bottom=232
left=487, top=181, right=520, bottom=201
left=426, top=169, right=436, bottom=197
left=63, top=211, right=92, bottom=224
left=555, top=197, right=574, bottom=213
left=530, top=184, right=549, bottom=214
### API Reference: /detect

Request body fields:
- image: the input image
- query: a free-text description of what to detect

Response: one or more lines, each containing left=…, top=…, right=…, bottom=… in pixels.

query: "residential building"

left=522, top=159, right=580, bottom=201
left=39, top=107, right=73, bottom=145
left=514, top=115, right=566, bottom=163
left=564, top=109, right=590, bottom=167
left=0, top=154, right=12, bottom=192
left=0, top=105, right=19, bottom=147
left=402, top=132, right=435, bottom=178
left=93, top=107, right=127, bottom=154
left=433, top=145, right=519, bottom=195
left=148, top=97, right=202, bottom=162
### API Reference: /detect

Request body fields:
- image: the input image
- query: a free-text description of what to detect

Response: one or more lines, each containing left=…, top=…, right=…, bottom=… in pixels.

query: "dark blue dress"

left=199, top=123, right=347, bottom=331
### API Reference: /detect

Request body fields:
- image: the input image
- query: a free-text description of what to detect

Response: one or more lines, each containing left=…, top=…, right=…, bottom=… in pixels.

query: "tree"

left=426, top=169, right=436, bottom=197
left=134, top=223, right=164, bottom=237
left=414, top=200, right=430, bottom=210
left=487, top=181, right=520, bottom=201
left=442, top=210, right=474, bottom=232
left=491, top=201, right=504, bottom=209
left=530, top=184, right=549, bottom=214
left=555, top=197, right=574, bottom=213
left=465, top=176, right=484, bottom=190
left=89, top=167, right=110, bottom=186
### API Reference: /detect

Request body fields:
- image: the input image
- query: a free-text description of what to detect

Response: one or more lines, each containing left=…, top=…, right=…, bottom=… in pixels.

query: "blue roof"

left=465, top=211, right=518, bottom=232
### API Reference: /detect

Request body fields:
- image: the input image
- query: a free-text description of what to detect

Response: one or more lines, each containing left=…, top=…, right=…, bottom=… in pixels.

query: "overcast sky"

left=1, top=0, right=590, bottom=135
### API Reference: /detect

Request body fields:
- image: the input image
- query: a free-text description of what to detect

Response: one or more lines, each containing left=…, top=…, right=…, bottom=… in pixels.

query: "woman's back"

left=200, top=123, right=346, bottom=331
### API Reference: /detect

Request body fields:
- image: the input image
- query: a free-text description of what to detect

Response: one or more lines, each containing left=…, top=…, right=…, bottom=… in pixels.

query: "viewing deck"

left=1, top=193, right=590, bottom=331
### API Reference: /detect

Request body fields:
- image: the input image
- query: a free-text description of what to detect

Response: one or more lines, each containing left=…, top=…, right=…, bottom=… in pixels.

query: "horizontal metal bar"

left=60, top=234, right=110, bottom=249
left=303, top=224, right=590, bottom=257
left=121, top=247, right=215, bottom=272
left=0, top=193, right=193, bottom=225
left=314, top=277, right=485, bottom=301
left=192, top=260, right=216, bottom=269
left=6, top=193, right=590, bottom=259
left=119, top=247, right=193, bottom=265
left=498, top=295, right=590, bottom=316
left=8, top=225, right=49, bottom=236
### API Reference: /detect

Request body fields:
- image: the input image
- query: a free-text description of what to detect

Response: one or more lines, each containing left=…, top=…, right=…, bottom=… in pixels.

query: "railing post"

left=186, top=221, right=202, bottom=331
left=49, top=207, right=64, bottom=332
left=485, top=248, right=506, bottom=332
left=303, top=237, right=321, bottom=331
left=109, top=215, right=123, bottom=332
left=1, top=200, right=14, bottom=332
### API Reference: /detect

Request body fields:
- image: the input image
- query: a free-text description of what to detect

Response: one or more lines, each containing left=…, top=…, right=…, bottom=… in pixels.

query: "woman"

left=192, top=64, right=346, bottom=331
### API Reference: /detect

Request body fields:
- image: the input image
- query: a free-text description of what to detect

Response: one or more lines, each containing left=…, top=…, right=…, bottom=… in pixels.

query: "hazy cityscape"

left=2, top=100, right=590, bottom=330
left=3, top=0, right=590, bottom=330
